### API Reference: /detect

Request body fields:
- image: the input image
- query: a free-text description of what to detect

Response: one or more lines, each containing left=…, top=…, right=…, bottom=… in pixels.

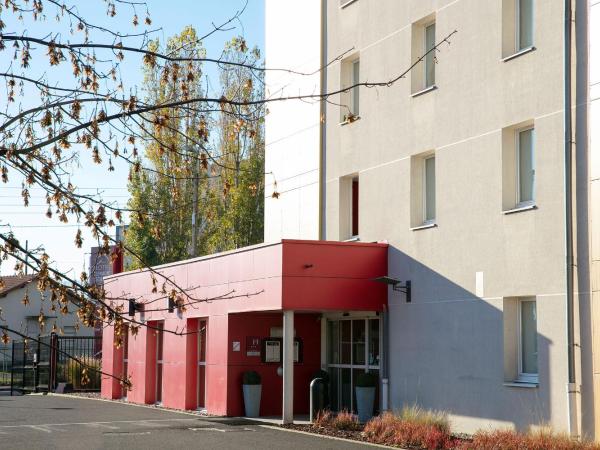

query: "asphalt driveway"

left=0, top=394, right=373, bottom=450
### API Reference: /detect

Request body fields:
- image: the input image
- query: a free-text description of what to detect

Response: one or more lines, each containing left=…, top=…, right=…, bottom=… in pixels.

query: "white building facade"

left=265, top=0, right=600, bottom=440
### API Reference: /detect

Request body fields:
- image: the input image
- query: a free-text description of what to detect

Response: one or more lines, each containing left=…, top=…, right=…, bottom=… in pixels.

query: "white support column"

left=282, top=310, right=294, bottom=424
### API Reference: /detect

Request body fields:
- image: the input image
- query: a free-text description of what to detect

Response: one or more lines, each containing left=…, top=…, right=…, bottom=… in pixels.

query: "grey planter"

left=355, top=386, right=376, bottom=423
left=243, top=384, right=262, bottom=418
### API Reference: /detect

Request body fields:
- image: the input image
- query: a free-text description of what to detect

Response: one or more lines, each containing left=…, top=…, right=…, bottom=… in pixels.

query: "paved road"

left=0, top=394, right=372, bottom=449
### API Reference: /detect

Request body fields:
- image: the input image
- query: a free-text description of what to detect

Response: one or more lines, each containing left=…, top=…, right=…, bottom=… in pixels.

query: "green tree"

left=204, top=37, right=265, bottom=253
left=125, top=26, right=210, bottom=268
left=125, top=32, right=265, bottom=266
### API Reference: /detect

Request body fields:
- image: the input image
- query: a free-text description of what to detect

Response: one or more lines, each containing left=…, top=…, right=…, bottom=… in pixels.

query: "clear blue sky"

left=0, top=0, right=265, bottom=276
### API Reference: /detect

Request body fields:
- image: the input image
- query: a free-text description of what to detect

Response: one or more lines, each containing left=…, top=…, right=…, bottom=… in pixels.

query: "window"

left=411, top=14, right=437, bottom=94
left=423, top=156, right=436, bottom=223
left=424, top=22, right=436, bottom=88
left=517, top=127, right=535, bottom=206
left=339, top=175, right=359, bottom=240
left=410, top=152, right=436, bottom=228
left=503, top=296, right=538, bottom=386
left=340, top=57, right=360, bottom=122
left=502, top=0, right=534, bottom=58
left=352, top=60, right=360, bottom=116
left=518, top=299, right=538, bottom=383
left=352, top=178, right=359, bottom=237
left=516, top=0, right=534, bottom=51
left=502, top=121, right=535, bottom=212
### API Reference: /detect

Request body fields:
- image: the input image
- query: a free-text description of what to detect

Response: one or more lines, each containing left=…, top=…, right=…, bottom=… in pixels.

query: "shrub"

left=242, top=370, right=261, bottom=385
left=313, top=410, right=361, bottom=431
left=313, top=410, right=334, bottom=428
left=355, top=371, right=378, bottom=388
left=58, top=355, right=101, bottom=390
left=331, top=410, right=362, bottom=431
left=457, top=429, right=600, bottom=450
left=364, top=406, right=452, bottom=450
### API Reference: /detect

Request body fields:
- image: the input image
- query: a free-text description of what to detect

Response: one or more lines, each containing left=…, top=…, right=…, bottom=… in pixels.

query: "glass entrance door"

left=327, top=318, right=380, bottom=413
left=197, top=320, right=207, bottom=409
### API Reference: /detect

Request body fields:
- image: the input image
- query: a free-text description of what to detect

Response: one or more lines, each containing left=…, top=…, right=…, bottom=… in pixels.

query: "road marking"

left=188, top=427, right=226, bottom=432
left=0, top=418, right=198, bottom=430
left=27, top=425, right=53, bottom=433
left=133, top=421, right=173, bottom=428
left=106, top=431, right=152, bottom=436
left=84, top=422, right=120, bottom=430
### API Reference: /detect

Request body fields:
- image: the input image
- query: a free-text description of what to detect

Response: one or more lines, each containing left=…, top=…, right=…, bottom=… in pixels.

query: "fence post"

left=10, top=343, right=14, bottom=396
left=48, top=333, right=57, bottom=393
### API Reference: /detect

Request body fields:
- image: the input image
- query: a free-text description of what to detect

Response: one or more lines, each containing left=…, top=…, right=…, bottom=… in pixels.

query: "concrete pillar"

left=282, top=310, right=294, bottom=424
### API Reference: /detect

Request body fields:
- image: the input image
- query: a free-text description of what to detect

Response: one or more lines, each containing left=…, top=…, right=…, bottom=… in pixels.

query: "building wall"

left=264, top=0, right=322, bottom=242
left=324, top=0, right=575, bottom=435
left=588, top=0, right=600, bottom=439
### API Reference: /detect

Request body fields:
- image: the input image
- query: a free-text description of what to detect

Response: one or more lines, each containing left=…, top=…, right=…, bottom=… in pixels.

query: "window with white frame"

left=516, top=127, right=535, bottom=206
left=516, top=0, right=534, bottom=51
left=352, top=59, right=360, bottom=116
left=340, top=57, right=360, bottom=122
left=424, top=22, right=436, bottom=88
left=518, top=299, right=538, bottom=383
left=423, top=155, right=436, bottom=224
left=411, top=14, right=437, bottom=94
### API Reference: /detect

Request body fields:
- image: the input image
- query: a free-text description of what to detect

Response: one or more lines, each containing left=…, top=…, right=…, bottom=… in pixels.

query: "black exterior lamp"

left=373, top=276, right=412, bottom=303
left=128, top=299, right=143, bottom=316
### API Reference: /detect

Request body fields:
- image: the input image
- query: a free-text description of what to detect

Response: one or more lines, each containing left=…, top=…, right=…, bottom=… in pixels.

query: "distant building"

left=88, top=225, right=128, bottom=286
left=0, top=275, right=94, bottom=338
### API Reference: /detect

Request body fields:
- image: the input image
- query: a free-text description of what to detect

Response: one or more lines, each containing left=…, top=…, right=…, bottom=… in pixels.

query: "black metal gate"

left=10, top=333, right=101, bottom=394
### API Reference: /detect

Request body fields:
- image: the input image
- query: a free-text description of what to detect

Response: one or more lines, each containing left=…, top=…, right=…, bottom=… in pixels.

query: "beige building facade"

left=265, top=0, right=599, bottom=440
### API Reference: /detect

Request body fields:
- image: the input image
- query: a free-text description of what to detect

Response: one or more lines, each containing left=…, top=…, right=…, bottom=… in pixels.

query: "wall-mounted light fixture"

left=373, top=276, right=412, bottom=303
left=128, top=299, right=143, bottom=316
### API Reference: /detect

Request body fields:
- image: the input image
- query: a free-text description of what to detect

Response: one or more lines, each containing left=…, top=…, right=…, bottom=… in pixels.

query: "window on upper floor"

left=339, top=175, right=359, bottom=240
left=517, top=127, right=535, bottom=206
left=423, top=155, right=436, bottom=224
left=411, top=14, right=437, bottom=95
left=502, top=121, right=536, bottom=212
left=502, top=0, right=535, bottom=59
left=424, top=22, right=436, bottom=88
left=410, top=151, right=436, bottom=228
left=340, top=57, right=360, bottom=123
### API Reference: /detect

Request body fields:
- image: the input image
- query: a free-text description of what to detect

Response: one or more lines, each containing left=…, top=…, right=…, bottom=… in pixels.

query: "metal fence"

left=0, top=345, right=11, bottom=386
left=10, top=333, right=102, bottom=394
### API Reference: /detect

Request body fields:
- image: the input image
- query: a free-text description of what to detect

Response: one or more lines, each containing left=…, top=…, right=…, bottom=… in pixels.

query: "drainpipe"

left=564, top=0, right=578, bottom=439
left=318, top=0, right=327, bottom=241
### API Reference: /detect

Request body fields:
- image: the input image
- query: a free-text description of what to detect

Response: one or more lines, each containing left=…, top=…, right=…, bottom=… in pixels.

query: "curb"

left=46, top=393, right=212, bottom=418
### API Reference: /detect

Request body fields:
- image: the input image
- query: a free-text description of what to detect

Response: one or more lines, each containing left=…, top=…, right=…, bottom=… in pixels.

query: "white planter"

left=243, top=384, right=262, bottom=417
left=355, top=386, right=376, bottom=423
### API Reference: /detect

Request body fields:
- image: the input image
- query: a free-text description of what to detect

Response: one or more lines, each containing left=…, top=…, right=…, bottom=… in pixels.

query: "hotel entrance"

left=326, top=317, right=381, bottom=413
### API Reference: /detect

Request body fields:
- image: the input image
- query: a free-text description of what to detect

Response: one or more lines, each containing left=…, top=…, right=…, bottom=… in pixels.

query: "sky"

left=0, top=0, right=265, bottom=277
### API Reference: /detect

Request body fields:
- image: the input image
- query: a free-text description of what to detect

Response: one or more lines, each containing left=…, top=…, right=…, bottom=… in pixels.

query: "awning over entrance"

left=105, top=239, right=389, bottom=315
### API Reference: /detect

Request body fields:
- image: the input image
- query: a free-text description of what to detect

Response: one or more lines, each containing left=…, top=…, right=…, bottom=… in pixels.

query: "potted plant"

left=355, top=371, right=378, bottom=423
left=242, top=370, right=262, bottom=417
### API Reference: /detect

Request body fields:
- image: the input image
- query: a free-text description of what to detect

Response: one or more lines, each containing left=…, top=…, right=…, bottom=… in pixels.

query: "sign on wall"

left=246, top=336, right=261, bottom=357
left=264, top=339, right=281, bottom=362
left=261, top=338, right=303, bottom=364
